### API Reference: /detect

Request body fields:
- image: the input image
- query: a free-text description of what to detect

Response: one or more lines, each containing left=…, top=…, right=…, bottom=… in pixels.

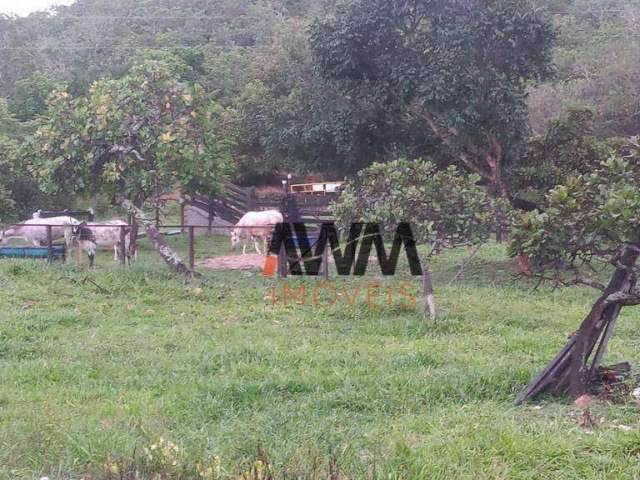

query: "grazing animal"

left=71, top=219, right=134, bottom=266
left=231, top=210, right=283, bottom=255
left=0, top=216, right=79, bottom=247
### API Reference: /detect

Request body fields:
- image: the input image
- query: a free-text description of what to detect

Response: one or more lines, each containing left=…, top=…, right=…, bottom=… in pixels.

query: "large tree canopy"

left=30, top=58, right=233, bottom=205
left=311, top=0, right=556, bottom=197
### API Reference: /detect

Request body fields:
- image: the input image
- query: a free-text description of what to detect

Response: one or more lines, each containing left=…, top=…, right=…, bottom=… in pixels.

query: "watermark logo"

left=268, top=280, right=419, bottom=310
left=263, top=222, right=423, bottom=277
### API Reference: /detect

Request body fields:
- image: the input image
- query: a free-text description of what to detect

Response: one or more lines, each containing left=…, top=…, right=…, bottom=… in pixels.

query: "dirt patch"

left=196, top=254, right=265, bottom=271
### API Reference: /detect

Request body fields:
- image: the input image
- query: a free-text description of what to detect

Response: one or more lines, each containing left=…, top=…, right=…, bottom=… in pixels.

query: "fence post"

left=248, top=187, right=256, bottom=211
left=189, top=226, right=195, bottom=270
left=46, top=226, right=53, bottom=263
left=119, top=225, right=127, bottom=265
left=277, top=243, right=287, bottom=278
left=180, top=201, right=186, bottom=233
left=323, top=242, right=329, bottom=280
left=207, top=197, right=213, bottom=237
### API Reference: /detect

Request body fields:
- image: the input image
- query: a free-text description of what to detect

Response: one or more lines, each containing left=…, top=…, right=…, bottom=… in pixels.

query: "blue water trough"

left=0, top=245, right=66, bottom=260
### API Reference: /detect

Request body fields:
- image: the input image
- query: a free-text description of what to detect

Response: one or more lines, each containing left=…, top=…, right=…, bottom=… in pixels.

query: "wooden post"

left=119, top=225, right=127, bottom=265
left=189, top=226, right=195, bottom=270
left=207, top=197, right=213, bottom=237
left=128, top=214, right=138, bottom=259
left=46, top=226, right=53, bottom=263
left=180, top=202, right=186, bottom=233
left=422, top=266, right=436, bottom=320
left=248, top=187, right=256, bottom=211
left=323, top=242, right=329, bottom=280
left=278, top=242, right=287, bottom=278
left=155, top=202, right=161, bottom=228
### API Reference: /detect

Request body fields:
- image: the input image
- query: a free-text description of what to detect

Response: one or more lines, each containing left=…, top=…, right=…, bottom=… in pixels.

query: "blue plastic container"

left=0, top=246, right=65, bottom=259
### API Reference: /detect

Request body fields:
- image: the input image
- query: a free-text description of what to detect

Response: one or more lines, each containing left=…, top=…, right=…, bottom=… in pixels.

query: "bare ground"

left=196, top=253, right=265, bottom=270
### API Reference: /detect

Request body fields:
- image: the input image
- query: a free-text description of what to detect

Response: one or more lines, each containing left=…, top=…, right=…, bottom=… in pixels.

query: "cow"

left=71, top=219, right=134, bottom=266
left=0, top=216, right=79, bottom=247
left=231, top=210, right=283, bottom=255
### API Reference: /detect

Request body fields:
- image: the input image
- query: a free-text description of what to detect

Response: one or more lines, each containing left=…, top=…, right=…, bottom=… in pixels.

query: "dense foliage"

left=0, top=0, right=638, bottom=222
left=510, top=140, right=640, bottom=282
left=511, top=107, right=619, bottom=203
left=332, top=159, right=497, bottom=253
left=311, top=0, right=556, bottom=198
left=30, top=58, right=233, bottom=204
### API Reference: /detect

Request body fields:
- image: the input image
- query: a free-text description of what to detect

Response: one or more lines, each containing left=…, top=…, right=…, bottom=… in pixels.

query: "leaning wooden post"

left=119, top=225, right=127, bottom=265
left=46, top=225, right=53, bottom=263
left=188, top=226, right=195, bottom=270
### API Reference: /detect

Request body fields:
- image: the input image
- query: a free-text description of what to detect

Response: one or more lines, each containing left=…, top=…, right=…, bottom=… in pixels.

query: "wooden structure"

left=179, top=179, right=337, bottom=278
left=181, top=180, right=337, bottom=233
left=289, top=181, right=343, bottom=195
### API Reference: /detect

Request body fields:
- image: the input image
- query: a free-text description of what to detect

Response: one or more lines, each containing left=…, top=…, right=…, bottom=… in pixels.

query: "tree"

left=511, top=142, right=640, bottom=402
left=10, top=71, right=60, bottom=121
left=29, top=57, right=233, bottom=258
left=311, top=0, right=556, bottom=201
left=225, top=17, right=433, bottom=182
left=511, top=107, right=618, bottom=205
left=0, top=0, right=313, bottom=99
left=31, top=58, right=233, bottom=206
left=0, top=140, right=16, bottom=222
left=0, top=98, right=53, bottom=221
left=331, top=158, right=499, bottom=318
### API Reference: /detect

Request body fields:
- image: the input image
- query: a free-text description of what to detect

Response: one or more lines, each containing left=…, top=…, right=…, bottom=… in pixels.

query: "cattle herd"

left=0, top=214, right=133, bottom=265
left=0, top=209, right=284, bottom=265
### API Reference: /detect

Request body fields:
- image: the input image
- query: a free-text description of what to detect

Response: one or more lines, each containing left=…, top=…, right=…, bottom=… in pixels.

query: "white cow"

left=71, top=219, right=134, bottom=266
left=231, top=210, right=283, bottom=255
left=0, top=216, right=79, bottom=247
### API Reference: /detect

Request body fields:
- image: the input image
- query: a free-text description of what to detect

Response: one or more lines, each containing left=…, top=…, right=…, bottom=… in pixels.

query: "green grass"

left=2, top=238, right=640, bottom=479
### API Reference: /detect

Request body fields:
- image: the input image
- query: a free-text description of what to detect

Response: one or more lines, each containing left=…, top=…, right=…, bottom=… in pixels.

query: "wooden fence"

left=180, top=181, right=338, bottom=233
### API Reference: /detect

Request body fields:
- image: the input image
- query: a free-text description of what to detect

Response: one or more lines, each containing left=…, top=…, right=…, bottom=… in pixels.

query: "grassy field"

left=2, top=236, right=640, bottom=479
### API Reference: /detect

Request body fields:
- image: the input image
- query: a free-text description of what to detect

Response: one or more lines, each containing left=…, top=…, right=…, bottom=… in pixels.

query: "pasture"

left=1, top=238, right=640, bottom=479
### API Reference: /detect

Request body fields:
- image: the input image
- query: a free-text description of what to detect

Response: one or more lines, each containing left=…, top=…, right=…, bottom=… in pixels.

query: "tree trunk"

left=516, top=247, right=639, bottom=404
left=122, top=200, right=197, bottom=279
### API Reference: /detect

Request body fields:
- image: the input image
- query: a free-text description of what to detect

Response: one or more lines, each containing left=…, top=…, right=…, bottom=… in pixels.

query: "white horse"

left=231, top=210, right=283, bottom=255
